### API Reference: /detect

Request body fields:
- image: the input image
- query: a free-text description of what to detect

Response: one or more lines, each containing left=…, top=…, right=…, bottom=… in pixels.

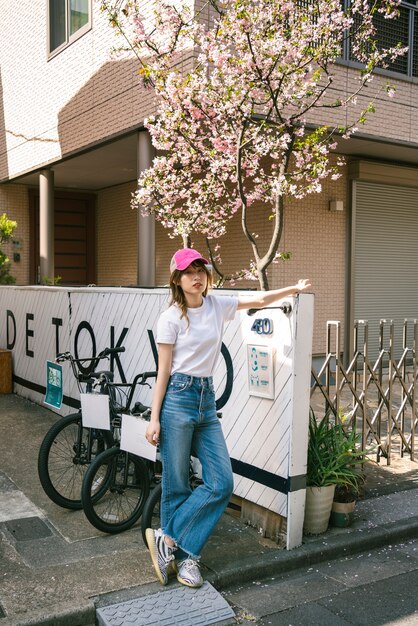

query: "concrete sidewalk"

left=1, top=393, right=418, bottom=626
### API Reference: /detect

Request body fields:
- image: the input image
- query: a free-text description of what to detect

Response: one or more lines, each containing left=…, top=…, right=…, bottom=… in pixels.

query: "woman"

left=145, top=247, right=310, bottom=588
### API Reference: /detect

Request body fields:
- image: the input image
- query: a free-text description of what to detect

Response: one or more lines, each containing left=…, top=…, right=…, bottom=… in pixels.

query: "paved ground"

left=0, top=393, right=417, bottom=626
left=224, top=538, right=418, bottom=625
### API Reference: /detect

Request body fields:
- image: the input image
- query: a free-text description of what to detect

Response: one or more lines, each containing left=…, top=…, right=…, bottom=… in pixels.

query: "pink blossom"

left=104, top=0, right=406, bottom=288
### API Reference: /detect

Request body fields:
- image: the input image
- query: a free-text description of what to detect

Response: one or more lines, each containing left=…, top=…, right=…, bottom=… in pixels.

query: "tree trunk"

left=258, top=265, right=269, bottom=291
left=182, top=234, right=191, bottom=248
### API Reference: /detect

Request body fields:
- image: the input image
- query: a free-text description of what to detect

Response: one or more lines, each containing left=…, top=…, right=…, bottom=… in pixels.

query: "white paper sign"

left=80, top=393, right=111, bottom=430
left=120, top=413, right=157, bottom=461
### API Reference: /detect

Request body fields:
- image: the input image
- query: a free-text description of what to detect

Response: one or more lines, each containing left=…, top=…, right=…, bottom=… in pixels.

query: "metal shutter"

left=354, top=181, right=418, bottom=359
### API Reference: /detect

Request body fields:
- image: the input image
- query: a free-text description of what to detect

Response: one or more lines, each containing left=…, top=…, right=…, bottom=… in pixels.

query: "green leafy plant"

left=41, top=275, right=62, bottom=286
left=0, top=213, right=17, bottom=285
left=307, top=409, right=366, bottom=491
left=333, top=484, right=360, bottom=503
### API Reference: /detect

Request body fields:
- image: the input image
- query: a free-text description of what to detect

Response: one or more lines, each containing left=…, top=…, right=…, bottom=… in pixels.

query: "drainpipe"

left=39, top=169, right=54, bottom=284
left=344, top=179, right=356, bottom=368
left=137, top=131, right=156, bottom=286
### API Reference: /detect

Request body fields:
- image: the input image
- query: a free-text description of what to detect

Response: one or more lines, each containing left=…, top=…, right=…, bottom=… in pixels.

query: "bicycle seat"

left=132, top=402, right=150, bottom=416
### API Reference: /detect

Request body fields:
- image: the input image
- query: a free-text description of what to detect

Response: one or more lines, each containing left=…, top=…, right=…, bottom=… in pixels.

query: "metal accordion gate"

left=311, top=319, right=418, bottom=464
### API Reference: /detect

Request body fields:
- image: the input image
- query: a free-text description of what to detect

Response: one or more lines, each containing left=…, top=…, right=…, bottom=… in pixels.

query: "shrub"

left=0, top=213, right=17, bottom=285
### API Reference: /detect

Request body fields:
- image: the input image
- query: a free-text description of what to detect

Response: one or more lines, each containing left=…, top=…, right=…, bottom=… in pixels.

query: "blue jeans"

left=160, top=373, right=234, bottom=560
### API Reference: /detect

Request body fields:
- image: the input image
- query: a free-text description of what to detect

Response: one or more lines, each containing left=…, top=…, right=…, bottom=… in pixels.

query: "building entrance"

left=30, top=191, right=96, bottom=285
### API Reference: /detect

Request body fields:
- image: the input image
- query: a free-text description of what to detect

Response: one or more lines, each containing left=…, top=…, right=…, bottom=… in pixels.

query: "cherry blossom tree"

left=101, top=0, right=405, bottom=289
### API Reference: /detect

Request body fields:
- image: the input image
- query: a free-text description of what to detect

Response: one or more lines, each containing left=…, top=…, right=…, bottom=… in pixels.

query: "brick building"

left=0, top=0, right=418, bottom=357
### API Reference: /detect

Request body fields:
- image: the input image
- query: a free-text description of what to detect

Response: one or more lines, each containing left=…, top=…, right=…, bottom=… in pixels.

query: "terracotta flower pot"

left=303, top=484, right=336, bottom=535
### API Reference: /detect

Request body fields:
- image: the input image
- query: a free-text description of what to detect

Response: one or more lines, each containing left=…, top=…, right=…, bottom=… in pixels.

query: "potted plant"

left=329, top=485, right=359, bottom=528
left=303, top=410, right=365, bottom=535
left=330, top=457, right=366, bottom=528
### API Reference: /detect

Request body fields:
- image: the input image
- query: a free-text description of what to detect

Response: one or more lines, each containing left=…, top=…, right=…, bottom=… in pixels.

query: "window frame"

left=47, top=0, right=92, bottom=59
left=339, top=0, right=418, bottom=83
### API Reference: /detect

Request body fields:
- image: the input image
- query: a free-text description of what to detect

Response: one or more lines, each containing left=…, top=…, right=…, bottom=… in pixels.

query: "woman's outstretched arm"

left=236, top=279, right=311, bottom=311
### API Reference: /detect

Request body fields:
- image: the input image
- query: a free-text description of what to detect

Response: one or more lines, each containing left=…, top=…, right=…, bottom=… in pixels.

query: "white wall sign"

left=247, top=344, right=274, bottom=399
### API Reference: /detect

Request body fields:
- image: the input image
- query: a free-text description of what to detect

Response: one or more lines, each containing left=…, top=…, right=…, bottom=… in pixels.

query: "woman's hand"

left=296, top=279, right=311, bottom=292
left=146, top=419, right=160, bottom=446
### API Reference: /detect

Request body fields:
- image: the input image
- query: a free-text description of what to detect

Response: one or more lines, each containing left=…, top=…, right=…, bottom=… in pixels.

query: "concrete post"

left=137, top=131, right=156, bottom=286
left=39, top=169, right=54, bottom=283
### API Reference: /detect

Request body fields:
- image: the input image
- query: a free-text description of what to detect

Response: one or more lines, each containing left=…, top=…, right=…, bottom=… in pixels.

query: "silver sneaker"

left=176, top=558, right=203, bottom=588
left=145, top=528, right=175, bottom=585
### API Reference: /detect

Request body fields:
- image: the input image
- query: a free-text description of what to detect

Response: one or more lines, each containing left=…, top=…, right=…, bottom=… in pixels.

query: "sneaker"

left=145, top=528, right=175, bottom=585
left=176, top=558, right=203, bottom=588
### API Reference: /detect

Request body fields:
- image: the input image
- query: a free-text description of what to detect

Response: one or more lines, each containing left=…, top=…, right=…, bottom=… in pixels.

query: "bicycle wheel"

left=141, top=483, right=162, bottom=547
left=38, top=412, right=112, bottom=509
left=81, top=447, right=150, bottom=534
left=140, top=462, right=202, bottom=548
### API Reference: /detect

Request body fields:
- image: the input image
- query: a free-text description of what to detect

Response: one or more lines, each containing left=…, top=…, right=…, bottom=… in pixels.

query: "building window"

left=344, top=0, right=418, bottom=79
left=49, top=0, right=91, bottom=56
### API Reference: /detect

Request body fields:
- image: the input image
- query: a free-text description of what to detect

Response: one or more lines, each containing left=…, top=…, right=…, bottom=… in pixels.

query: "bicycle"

left=37, top=346, right=125, bottom=510
left=82, top=396, right=224, bottom=535
left=80, top=372, right=158, bottom=534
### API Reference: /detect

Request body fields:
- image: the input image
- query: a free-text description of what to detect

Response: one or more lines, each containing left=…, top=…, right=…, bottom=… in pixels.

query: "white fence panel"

left=0, top=286, right=313, bottom=549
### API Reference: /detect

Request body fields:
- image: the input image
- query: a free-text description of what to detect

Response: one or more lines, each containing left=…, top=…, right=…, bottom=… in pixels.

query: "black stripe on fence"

left=13, top=375, right=80, bottom=409
left=230, top=458, right=306, bottom=494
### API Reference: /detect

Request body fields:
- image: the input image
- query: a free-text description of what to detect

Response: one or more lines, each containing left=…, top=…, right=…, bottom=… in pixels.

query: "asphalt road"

left=223, top=538, right=418, bottom=626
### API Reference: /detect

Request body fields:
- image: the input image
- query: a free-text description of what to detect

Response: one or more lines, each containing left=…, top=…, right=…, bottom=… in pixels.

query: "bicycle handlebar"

left=56, top=346, right=125, bottom=364
left=140, top=371, right=157, bottom=382
left=103, top=346, right=125, bottom=357
left=55, top=348, right=156, bottom=408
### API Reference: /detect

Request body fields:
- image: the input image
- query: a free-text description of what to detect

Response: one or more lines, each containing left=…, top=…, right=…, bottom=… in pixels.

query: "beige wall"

left=0, top=1, right=154, bottom=181
left=96, top=182, right=138, bottom=286
left=0, top=184, right=30, bottom=285
left=305, top=64, right=418, bottom=144
left=0, top=1, right=199, bottom=183
left=0, top=1, right=417, bottom=184
left=277, top=169, right=347, bottom=356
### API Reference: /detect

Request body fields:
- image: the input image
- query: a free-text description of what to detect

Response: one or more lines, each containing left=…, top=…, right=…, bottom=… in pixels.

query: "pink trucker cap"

left=170, top=248, right=209, bottom=273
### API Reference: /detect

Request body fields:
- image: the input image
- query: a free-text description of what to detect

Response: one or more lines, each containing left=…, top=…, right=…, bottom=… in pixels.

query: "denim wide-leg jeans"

left=160, top=373, right=234, bottom=560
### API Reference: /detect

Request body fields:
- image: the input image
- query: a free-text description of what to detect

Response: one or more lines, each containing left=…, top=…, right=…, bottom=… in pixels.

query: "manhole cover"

left=5, top=516, right=53, bottom=541
left=96, top=581, right=235, bottom=626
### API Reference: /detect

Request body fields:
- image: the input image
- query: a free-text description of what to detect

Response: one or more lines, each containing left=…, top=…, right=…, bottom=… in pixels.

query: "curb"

left=0, top=600, right=95, bottom=626
left=208, top=514, right=418, bottom=590
left=3, top=516, right=418, bottom=625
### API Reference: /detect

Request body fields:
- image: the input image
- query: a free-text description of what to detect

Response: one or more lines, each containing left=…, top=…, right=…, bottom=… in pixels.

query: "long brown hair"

left=169, top=260, right=213, bottom=322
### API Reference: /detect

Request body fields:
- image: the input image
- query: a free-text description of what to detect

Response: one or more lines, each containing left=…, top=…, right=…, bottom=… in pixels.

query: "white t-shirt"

left=156, top=294, right=238, bottom=377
